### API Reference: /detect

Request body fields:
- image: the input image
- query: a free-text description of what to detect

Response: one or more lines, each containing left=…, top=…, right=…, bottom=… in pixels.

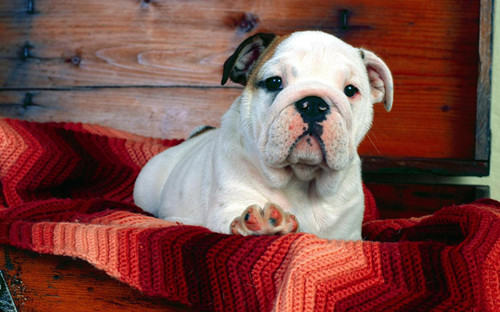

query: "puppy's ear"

left=360, top=49, right=394, bottom=112
left=221, top=33, right=276, bottom=86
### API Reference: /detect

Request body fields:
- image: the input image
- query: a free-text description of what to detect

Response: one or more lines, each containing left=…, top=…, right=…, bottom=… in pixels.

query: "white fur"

left=134, top=31, right=392, bottom=240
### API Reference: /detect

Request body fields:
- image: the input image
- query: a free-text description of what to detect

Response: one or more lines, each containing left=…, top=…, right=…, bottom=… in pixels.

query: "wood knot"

left=227, top=12, right=259, bottom=33
left=140, top=0, right=155, bottom=7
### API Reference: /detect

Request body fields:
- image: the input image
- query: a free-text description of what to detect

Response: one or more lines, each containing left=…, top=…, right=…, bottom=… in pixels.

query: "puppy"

left=134, top=31, right=393, bottom=240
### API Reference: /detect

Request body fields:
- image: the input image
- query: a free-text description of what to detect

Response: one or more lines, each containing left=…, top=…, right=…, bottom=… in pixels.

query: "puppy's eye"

left=263, top=76, right=283, bottom=92
left=344, top=85, right=359, bottom=98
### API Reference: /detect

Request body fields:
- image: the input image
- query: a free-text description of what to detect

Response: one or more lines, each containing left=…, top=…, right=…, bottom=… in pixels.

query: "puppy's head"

left=222, top=31, right=393, bottom=186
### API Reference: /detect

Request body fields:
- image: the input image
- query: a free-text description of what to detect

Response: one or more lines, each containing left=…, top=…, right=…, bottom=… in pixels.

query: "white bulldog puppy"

left=134, top=31, right=393, bottom=240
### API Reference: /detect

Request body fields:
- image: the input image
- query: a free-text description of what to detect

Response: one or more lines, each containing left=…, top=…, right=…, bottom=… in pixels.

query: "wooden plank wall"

left=0, top=0, right=482, bottom=164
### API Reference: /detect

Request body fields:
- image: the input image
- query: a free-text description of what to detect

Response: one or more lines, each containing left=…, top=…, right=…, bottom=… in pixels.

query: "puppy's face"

left=222, top=31, right=393, bottom=186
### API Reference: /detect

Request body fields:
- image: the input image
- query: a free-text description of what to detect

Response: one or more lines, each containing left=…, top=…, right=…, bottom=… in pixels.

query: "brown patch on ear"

left=245, top=34, right=290, bottom=89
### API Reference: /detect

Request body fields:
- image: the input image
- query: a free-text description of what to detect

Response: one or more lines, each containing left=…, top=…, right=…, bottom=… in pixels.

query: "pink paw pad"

left=230, top=203, right=299, bottom=236
left=243, top=206, right=262, bottom=232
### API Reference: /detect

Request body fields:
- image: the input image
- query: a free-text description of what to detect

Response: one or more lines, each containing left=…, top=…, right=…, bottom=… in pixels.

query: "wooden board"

left=365, top=182, right=489, bottom=219
left=0, top=0, right=487, bottom=166
left=0, top=88, right=240, bottom=139
left=0, top=246, right=195, bottom=312
left=0, top=86, right=477, bottom=161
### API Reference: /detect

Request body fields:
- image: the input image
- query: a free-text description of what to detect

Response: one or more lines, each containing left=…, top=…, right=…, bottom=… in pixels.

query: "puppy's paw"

left=230, top=203, right=299, bottom=236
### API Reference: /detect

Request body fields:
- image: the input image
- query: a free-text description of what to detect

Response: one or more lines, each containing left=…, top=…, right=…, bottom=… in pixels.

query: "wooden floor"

left=0, top=247, right=195, bottom=312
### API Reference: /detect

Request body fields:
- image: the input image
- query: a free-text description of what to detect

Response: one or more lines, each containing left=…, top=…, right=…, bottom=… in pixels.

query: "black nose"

left=294, top=96, right=330, bottom=123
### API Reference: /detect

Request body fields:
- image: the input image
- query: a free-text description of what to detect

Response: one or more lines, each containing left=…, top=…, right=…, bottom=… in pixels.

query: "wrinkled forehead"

left=277, top=31, right=358, bottom=56
left=261, top=31, right=364, bottom=79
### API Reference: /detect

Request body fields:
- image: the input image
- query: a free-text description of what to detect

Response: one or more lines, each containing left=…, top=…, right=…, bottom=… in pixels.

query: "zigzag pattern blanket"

left=0, top=118, right=499, bottom=312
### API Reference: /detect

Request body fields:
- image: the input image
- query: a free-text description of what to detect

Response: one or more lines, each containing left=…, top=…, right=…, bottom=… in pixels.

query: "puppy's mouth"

left=286, top=133, right=327, bottom=180
left=287, top=133, right=325, bottom=164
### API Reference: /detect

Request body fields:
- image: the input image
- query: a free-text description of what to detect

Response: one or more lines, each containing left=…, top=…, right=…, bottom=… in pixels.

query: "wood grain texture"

left=0, top=86, right=476, bottom=160
left=366, top=182, right=490, bottom=219
left=0, top=246, right=195, bottom=312
left=476, top=0, right=493, bottom=161
left=0, top=88, right=240, bottom=139
left=0, top=0, right=490, bottom=168
left=0, top=0, right=480, bottom=87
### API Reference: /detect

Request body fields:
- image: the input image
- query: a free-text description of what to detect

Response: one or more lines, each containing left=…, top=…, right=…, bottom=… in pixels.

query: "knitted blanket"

left=0, top=118, right=499, bottom=312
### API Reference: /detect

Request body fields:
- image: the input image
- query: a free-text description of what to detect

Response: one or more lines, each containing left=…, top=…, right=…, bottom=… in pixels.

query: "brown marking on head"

left=246, top=34, right=290, bottom=89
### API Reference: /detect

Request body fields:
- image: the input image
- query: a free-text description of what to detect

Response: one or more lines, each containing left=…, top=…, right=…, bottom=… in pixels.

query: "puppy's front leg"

left=230, top=203, right=299, bottom=236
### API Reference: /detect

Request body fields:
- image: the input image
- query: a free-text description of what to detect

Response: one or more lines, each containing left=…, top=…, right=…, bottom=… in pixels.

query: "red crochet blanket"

left=1, top=118, right=499, bottom=311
